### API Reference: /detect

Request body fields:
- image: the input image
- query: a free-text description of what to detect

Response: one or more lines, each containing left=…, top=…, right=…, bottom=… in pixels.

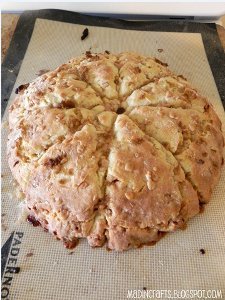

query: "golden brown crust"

left=127, top=106, right=224, bottom=202
left=7, top=52, right=223, bottom=251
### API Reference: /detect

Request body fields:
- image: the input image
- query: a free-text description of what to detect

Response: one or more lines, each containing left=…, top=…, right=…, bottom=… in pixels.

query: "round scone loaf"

left=8, top=52, right=224, bottom=251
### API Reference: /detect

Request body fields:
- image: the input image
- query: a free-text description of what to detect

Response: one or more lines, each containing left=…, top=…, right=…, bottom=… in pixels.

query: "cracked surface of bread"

left=7, top=52, right=224, bottom=251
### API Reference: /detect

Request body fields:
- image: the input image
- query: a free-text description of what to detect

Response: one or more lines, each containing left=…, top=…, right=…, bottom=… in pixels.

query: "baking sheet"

left=1, top=17, right=225, bottom=300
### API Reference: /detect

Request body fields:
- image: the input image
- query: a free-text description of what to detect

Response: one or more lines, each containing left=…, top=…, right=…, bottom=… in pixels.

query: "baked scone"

left=7, top=52, right=224, bottom=251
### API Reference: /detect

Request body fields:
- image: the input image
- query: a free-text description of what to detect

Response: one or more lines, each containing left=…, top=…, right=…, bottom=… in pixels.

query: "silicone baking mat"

left=1, top=10, right=225, bottom=300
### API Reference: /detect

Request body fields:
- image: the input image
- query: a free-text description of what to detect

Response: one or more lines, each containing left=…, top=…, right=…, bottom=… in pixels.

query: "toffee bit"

left=85, top=50, right=92, bottom=58
left=132, top=137, right=144, bottom=145
left=13, top=161, right=19, bottom=167
left=63, top=238, right=79, bottom=249
left=15, top=83, right=29, bottom=94
left=26, top=252, right=34, bottom=257
left=27, top=215, right=40, bottom=227
left=81, top=28, right=89, bottom=40
left=44, top=154, right=65, bottom=168
left=36, top=69, right=50, bottom=76
left=12, top=267, right=20, bottom=274
left=60, top=100, right=75, bottom=109
left=204, top=103, right=210, bottom=111
left=154, top=58, right=168, bottom=67
left=105, top=50, right=110, bottom=54
left=178, top=74, right=187, bottom=81
left=200, top=248, right=206, bottom=255
left=196, top=159, right=204, bottom=164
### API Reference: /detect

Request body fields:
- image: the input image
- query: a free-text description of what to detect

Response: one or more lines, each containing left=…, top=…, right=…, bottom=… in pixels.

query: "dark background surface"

left=1, top=8, right=225, bottom=280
